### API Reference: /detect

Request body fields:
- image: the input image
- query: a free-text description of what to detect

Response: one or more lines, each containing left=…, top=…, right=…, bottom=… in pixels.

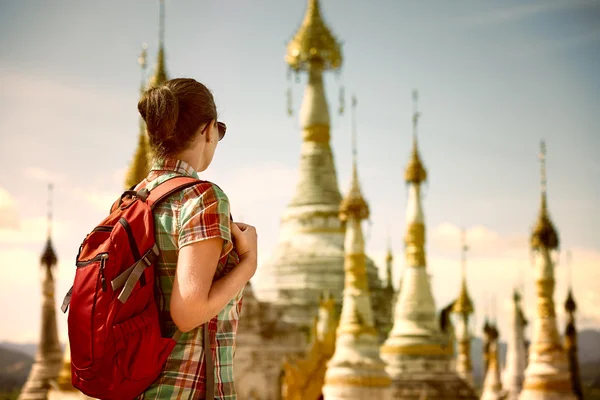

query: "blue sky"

left=0, top=0, right=599, bottom=343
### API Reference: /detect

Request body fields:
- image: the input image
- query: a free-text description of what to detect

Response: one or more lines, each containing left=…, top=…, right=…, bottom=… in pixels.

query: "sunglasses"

left=203, top=120, right=227, bottom=141
left=217, top=121, right=227, bottom=141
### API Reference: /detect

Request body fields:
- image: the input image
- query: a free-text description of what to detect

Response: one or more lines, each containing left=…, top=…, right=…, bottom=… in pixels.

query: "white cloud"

left=70, top=186, right=120, bottom=214
left=23, top=167, right=67, bottom=184
left=0, top=186, right=19, bottom=230
left=419, top=222, right=600, bottom=340
left=0, top=216, right=70, bottom=245
left=0, top=247, right=72, bottom=343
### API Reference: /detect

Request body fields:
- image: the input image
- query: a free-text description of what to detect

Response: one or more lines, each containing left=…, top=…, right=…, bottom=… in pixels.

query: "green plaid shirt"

left=137, top=158, right=243, bottom=399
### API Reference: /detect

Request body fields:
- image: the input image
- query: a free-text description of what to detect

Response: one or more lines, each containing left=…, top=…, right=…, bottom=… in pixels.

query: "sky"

left=0, top=0, right=599, bottom=347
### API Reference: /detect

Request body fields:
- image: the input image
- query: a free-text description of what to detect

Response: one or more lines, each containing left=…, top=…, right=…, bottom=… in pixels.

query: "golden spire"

left=125, top=44, right=152, bottom=189
left=285, top=0, right=342, bottom=72
left=405, top=90, right=427, bottom=184
left=385, top=235, right=393, bottom=288
left=339, top=95, right=369, bottom=221
left=41, top=184, right=57, bottom=268
left=148, top=0, right=168, bottom=88
left=564, top=250, right=576, bottom=313
left=453, top=229, right=474, bottom=315
left=531, top=140, right=559, bottom=250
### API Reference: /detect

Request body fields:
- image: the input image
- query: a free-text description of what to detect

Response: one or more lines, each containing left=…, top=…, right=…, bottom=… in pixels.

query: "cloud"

left=0, top=247, right=72, bottom=343
left=421, top=222, right=600, bottom=340
left=70, top=186, right=118, bottom=214
left=0, top=187, right=19, bottom=230
left=0, top=216, right=70, bottom=245
left=22, top=167, right=67, bottom=184
left=431, top=222, right=528, bottom=258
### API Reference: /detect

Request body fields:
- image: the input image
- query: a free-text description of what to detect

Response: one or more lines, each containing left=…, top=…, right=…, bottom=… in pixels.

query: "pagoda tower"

left=379, top=240, right=396, bottom=341
left=380, top=92, right=477, bottom=399
left=481, top=324, right=506, bottom=400
left=452, top=229, right=475, bottom=388
left=254, top=0, right=384, bottom=334
left=125, top=0, right=168, bottom=189
left=563, top=252, right=583, bottom=400
left=502, top=289, right=528, bottom=400
left=322, top=96, right=391, bottom=400
left=19, top=185, right=63, bottom=400
left=519, top=141, right=575, bottom=400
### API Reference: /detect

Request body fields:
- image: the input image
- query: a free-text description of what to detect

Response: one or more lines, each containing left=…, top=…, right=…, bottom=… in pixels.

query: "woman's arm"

left=170, top=237, right=257, bottom=332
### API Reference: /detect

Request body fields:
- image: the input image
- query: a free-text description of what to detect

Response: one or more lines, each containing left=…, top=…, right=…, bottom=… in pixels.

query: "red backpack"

left=61, top=176, right=214, bottom=400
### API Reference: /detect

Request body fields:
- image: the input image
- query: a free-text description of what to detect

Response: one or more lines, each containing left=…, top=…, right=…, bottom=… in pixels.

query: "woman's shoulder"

left=180, top=180, right=230, bottom=208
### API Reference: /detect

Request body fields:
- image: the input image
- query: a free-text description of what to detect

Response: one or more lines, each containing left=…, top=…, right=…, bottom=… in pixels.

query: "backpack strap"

left=146, top=176, right=205, bottom=210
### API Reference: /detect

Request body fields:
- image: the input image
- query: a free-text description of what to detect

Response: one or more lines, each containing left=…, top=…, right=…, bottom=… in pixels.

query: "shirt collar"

left=149, top=157, right=200, bottom=180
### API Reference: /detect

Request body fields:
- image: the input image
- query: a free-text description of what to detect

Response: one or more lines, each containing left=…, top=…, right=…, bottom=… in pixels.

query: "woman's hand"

left=231, top=221, right=257, bottom=262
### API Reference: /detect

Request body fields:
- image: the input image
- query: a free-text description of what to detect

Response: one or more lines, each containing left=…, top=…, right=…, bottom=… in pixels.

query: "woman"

left=135, top=78, right=257, bottom=399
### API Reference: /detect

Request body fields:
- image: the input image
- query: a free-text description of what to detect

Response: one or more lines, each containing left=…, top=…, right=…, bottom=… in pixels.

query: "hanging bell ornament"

left=286, top=88, right=293, bottom=117
left=338, top=86, right=345, bottom=115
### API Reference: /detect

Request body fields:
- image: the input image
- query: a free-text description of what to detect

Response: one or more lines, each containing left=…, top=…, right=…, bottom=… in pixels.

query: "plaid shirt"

left=136, top=157, right=243, bottom=400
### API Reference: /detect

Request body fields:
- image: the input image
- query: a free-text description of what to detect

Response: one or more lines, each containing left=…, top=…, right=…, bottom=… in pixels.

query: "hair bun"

left=138, top=85, right=179, bottom=142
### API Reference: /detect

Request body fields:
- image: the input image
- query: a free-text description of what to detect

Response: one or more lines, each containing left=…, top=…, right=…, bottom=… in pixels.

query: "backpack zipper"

left=100, top=253, right=108, bottom=292
left=76, top=252, right=109, bottom=267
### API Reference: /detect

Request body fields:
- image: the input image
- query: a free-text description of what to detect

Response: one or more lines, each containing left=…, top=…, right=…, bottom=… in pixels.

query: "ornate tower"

left=125, top=43, right=151, bottom=189
left=379, top=239, right=396, bottom=341
left=380, top=91, right=477, bottom=399
left=481, top=324, right=506, bottom=400
left=19, top=185, right=63, bottom=400
left=323, top=96, right=391, bottom=400
left=125, top=0, right=169, bottom=188
left=502, top=290, right=528, bottom=400
left=254, top=0, right=384, bottom=335
left=519, top=141, right=575, bottom=400
left=452, top=230, right=475, bottom=387
left=564, top=252, right=583, bottom=400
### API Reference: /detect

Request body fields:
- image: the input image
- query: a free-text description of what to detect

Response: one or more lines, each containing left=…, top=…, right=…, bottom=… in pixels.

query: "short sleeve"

left=178, top=183, right=233, bottom=255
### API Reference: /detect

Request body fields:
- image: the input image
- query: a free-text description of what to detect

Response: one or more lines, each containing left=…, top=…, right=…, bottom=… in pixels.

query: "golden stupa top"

left=340, top=164, right=369, bottom=221
left=530, top=141, right=559, bottom=250
left=148, top=0, right=168, bottom=88
left=453, top=279, right=474, bottom=315
left=453, top=230, right=473, bottom=314
left=565, top=289, right=576, bottom=313
left=41, top=238, right=57, bottom=268
left=285, top=0, right=342, bottom=71
left=405, top=91, right=427, bottom=184
left=385, top=244, right=393, bottom=263
left=340, top=95, right=369, bottom=221
left=41, top=184, right=57, bottom=267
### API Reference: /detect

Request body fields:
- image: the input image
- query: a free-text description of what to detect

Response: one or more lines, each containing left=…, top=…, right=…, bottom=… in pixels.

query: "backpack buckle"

left=136, top=188, right=150, bottom=202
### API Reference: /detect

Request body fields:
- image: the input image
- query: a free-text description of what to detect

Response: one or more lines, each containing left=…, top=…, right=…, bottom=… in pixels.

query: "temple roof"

left=41, top=238, right=57, bottom=268
left=339, top=164, right=369, bottom=221
left=285, top=0, right=342, bottom=71
left=531, top=141, right=559, bottom=250
left=565, top=289, right=577, bottom=313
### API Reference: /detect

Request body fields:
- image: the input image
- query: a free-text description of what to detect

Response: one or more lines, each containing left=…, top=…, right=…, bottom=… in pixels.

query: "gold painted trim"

left=303, top=124, right=330, bottom=143
left=380, top=343, right=451, bottom=356
left=324, top=375, right=391, bottom=388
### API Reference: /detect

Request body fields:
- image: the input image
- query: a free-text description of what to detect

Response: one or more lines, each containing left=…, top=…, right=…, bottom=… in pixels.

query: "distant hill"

left=0, top=343, right=37, bottom=359
left=0, top=346, right=33, bottom=392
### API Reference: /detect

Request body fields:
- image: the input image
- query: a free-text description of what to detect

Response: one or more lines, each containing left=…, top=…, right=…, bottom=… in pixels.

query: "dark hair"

left=138, top=78, right=217, bottom=158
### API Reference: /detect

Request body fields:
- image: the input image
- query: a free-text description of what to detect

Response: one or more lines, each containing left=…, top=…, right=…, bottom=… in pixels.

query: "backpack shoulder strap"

left=147, top=176, right=206, bottom=210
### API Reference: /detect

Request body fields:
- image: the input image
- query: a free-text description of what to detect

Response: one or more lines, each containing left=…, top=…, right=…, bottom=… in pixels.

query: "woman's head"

left=138, top=78, right=225, bottom=172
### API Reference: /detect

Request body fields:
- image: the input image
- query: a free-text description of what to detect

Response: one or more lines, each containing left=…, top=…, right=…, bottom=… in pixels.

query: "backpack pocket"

left=113, top=300, right=176, bottom=382
left=69, top=252, right=109, bottom=370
